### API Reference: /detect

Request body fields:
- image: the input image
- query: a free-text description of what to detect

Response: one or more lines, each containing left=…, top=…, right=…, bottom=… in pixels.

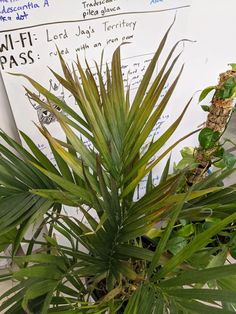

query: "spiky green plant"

left=0, top=24, right=236, bottom=313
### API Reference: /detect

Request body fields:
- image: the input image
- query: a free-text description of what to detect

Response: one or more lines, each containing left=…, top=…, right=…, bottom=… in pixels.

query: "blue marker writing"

left=150, top=0, right=163, bottom=4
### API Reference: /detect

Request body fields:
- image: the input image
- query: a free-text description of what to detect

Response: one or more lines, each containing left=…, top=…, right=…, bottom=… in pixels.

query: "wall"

left=0, top=72, right=18, bottom=138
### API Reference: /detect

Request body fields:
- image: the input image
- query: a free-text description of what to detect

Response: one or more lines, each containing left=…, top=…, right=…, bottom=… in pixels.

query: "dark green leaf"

left=223, top=151, right=236, bottom=169
left=216, top=77, right=236, bottom=99
left=201, top=105, right=210, bottom=112
left=199, top=128, right=220, bottom=149
left=167, top=236, right=188, bottom=255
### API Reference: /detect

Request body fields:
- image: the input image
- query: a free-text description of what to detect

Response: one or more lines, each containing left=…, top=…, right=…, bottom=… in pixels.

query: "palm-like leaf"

left=0, top=23, right=236, bottom=313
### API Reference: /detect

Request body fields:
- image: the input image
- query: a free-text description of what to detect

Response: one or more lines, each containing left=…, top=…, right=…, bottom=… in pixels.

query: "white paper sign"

left=0, top=0, right=193, bottom=198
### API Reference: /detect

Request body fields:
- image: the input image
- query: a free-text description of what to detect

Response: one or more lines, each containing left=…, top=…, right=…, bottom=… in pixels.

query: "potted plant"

left=1, top=23, right=236, bottom=313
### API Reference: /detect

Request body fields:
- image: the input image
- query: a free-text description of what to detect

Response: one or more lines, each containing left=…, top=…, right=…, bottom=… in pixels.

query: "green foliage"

left=201, top=105, right=210, bottom=112
left=216, top=77, right=236, bottom=99
left=199, top=127, right=220, bottom=149
left=214, top=151, right=236, bottom=169
left=199, top=85, right=216, bottom=102
left=229, top=63, right=236, bottom=70
left=199, top=72, right=236, bottom=103
left=0, top=23, right=235, bottom=314
left=0, top=229, right=17, bottom=251
left=174, top=146, right=197, bottom=171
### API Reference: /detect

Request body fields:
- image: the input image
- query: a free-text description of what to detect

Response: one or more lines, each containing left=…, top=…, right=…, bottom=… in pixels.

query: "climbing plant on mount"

left=197, top=65, right=236, bottom=172
left=175, top=65, right=236, bottom=187
left=0, top=23, right=236, bottom=313
left=173, top=66, right=236, bottom=270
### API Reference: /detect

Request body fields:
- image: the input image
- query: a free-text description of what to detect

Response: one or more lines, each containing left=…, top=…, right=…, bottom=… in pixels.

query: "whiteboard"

left=0, top=0, right=192, bottom=166
left=0, top=0, right=236, bottom=167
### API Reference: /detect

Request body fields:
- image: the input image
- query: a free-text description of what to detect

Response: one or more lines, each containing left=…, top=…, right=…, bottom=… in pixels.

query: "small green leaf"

left=229, top=63, right=236, bottom=70
left=206, top=248, right=228, bottom=269
left=146, top=228, right=163, bottom=239
left=201, top=105, right=210, bottom=112
left=215, top=151, right=236, bottom=169
left=216, top=77, right=236, bottom=99
left=180, top=147, right=194, bottom=158
left=215, top=147, right=225, bottom=158
left=167, top=236, right=188, bottom=255
left=176, top=224, right=194, bottom=238
left=174, top=147, right=196, bottom=171
left=199, top=86, right=216, bottom=103
left=223, top=151, right=236, bottom=169
left=214, top=159, right=225, bottom=169
left=224, top=77, right=236, bottom=88
left=199, top=128, right=220, bottom=149
left=174, top=156, right=196, bottom=171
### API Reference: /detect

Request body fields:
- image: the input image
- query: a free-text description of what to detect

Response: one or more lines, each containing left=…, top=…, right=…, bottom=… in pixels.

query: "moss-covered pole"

left=187, top=67, right=236, bottom=185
